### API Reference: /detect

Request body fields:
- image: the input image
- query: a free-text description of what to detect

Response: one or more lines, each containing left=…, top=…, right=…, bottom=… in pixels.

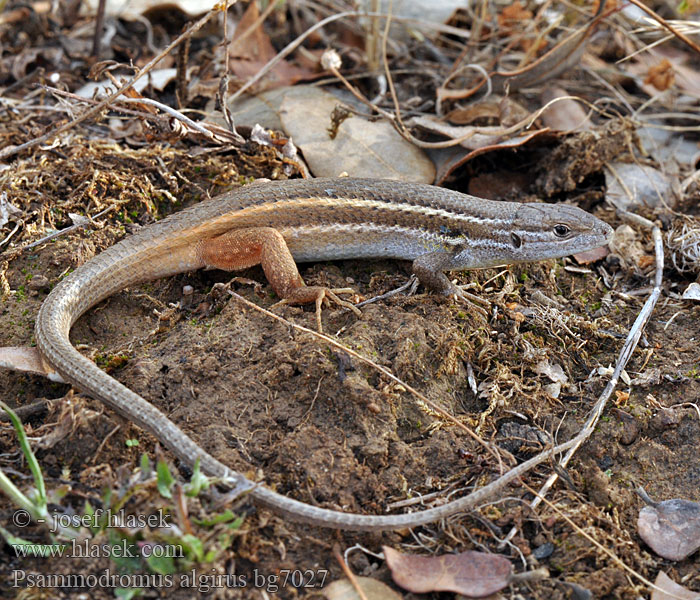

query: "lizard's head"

left=506, top=203, right=613, bottom=263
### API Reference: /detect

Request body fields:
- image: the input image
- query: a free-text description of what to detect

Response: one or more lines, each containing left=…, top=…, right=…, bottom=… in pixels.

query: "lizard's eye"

left=553, top=224, right=570, bottom=237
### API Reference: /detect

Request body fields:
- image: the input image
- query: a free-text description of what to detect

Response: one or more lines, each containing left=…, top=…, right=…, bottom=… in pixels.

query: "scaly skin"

left=35, top=178, right=612, bottom=530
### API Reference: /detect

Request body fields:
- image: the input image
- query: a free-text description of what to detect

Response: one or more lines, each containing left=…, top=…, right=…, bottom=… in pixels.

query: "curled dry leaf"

left=0, top=347, right=63, bottom=381
left=383, top=546, right=513, bottom=597
left=429, top=128, right=553, bottom=185
left=12, top=47, right=64, bottom=81
left=437, top=12, right=601, bottom=105
left=651, top=571, right=700, bottom=600
left=638, top=498, right=700, bottom=560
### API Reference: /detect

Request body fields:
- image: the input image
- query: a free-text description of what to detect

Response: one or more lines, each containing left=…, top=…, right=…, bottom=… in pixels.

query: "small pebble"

left=532, top=542, right=554, bottom=560
left=28, top=275, right=50, bottom=291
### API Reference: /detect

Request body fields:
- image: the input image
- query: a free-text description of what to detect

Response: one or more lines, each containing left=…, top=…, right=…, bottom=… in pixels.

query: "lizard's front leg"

left=198, top=227, right=360, bottom=331
left=412, top=252, right=489, bottom=314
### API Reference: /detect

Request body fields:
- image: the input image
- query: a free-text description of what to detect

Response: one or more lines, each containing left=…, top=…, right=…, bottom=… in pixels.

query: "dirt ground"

left=0, top=143, right=699, bottom=599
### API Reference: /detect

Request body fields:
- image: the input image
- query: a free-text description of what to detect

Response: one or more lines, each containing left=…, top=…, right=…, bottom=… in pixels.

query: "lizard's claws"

left=446, top=283, right=490, bottom=317
left=272, top=286, right=361, bottom=332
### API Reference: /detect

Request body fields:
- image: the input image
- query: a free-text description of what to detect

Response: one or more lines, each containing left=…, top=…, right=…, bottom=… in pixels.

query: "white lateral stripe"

left=236, top=197, right=511, bottom=228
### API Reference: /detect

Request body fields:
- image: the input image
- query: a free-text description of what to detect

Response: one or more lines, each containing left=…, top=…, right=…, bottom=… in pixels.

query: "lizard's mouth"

left=600, top=221, right=614, bottom=243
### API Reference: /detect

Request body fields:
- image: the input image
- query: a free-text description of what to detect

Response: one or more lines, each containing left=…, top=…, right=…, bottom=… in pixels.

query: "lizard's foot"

left=445, top=283, right=490, bottom=317
left=272, top=286, right=361, bottom=332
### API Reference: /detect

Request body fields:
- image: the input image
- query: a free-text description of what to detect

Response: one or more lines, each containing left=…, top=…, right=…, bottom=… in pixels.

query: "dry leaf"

left=82, top=0, right=217, bottom=18
left=76, top=68, right=177, bottom=98
left=682, top=282, right=700, bottom=301
left=498, top=1, right=533, bottom=30
left=11, top=47, right=64, bottom=81
left=638, top=498, right=700, bottom=560
left=605, top=162, right=670, bottom=211
left=430, top=129, right=553, bottom=185
left=534, top=360, right=568, bottom=385
left=229, top=1, right=310, bottom=92
left=614, top=390, right=629, bottom=406
left=608, top=224, right=649, bottom=272
left=384, top=546, right=513, bottom=597
left=0, top=193, right=22, bottom=228
left=445, top=102, right=501, bottom=125
left=540, top=87, right=591, bottom=132
left=437, top=15, right=600, bottom=104
left=280, top=87, right=435, bottom=182
left=323, top=576, right=403, bottom=600
left=573, top=245, right=609, bottom=264
left=497, top=1, right=544, bottom=53
left=651, top=571, right=700, bottom=600
left=0, top=347, right=63, bottom=381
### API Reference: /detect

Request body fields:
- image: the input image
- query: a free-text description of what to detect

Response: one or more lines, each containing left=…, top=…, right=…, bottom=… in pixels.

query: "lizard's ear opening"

left=510, top=232, right=522, bottom=249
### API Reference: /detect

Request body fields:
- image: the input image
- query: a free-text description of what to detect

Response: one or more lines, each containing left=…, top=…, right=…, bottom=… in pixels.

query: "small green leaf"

left=156, top=460, right=175, bottom=498
left=140, top=453, right=151, bottom=476
left=180, top=533, right=204, bottom=562
left=192, top=509, right=241, bottom=528
left=0, top=401, right=46, bottom=511
left=145, top=550, right=176, bottom=575
left=184, top=459, right=209, bottom=497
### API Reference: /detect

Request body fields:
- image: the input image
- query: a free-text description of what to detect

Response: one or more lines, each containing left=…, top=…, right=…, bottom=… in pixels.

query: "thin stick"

left=333, top=545, right=369, bottom=600
left=523, top=482, right=668, bottom=596
left=92, top=0, right=107, bottom=58
left=625, top=0, right=700, bottom=54
left=12, top=206, right=115, bottom=254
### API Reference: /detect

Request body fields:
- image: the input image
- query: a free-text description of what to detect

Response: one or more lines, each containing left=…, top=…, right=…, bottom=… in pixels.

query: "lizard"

left=32, top=177, right=613, bottom=530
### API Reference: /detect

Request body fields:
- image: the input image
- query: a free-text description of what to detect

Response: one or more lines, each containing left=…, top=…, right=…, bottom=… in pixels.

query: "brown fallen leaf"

left=383, top=546, right=513, bottom=597
left=0, top=346, right=64, bottom=381
left=651, top=571, right=700, bottom=600
left=323, top=576, right=403, bottom=600
left=605, top=162, right=670, bottom=211
left=573, top=245, right=609, bottom=265
left=228, top=1, right=310, bottom=92
left=637, top=493, right=700, bottom=561
left=497, top=1, right=545, bottom=53
left=498, top=1, right=533, bottom=31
